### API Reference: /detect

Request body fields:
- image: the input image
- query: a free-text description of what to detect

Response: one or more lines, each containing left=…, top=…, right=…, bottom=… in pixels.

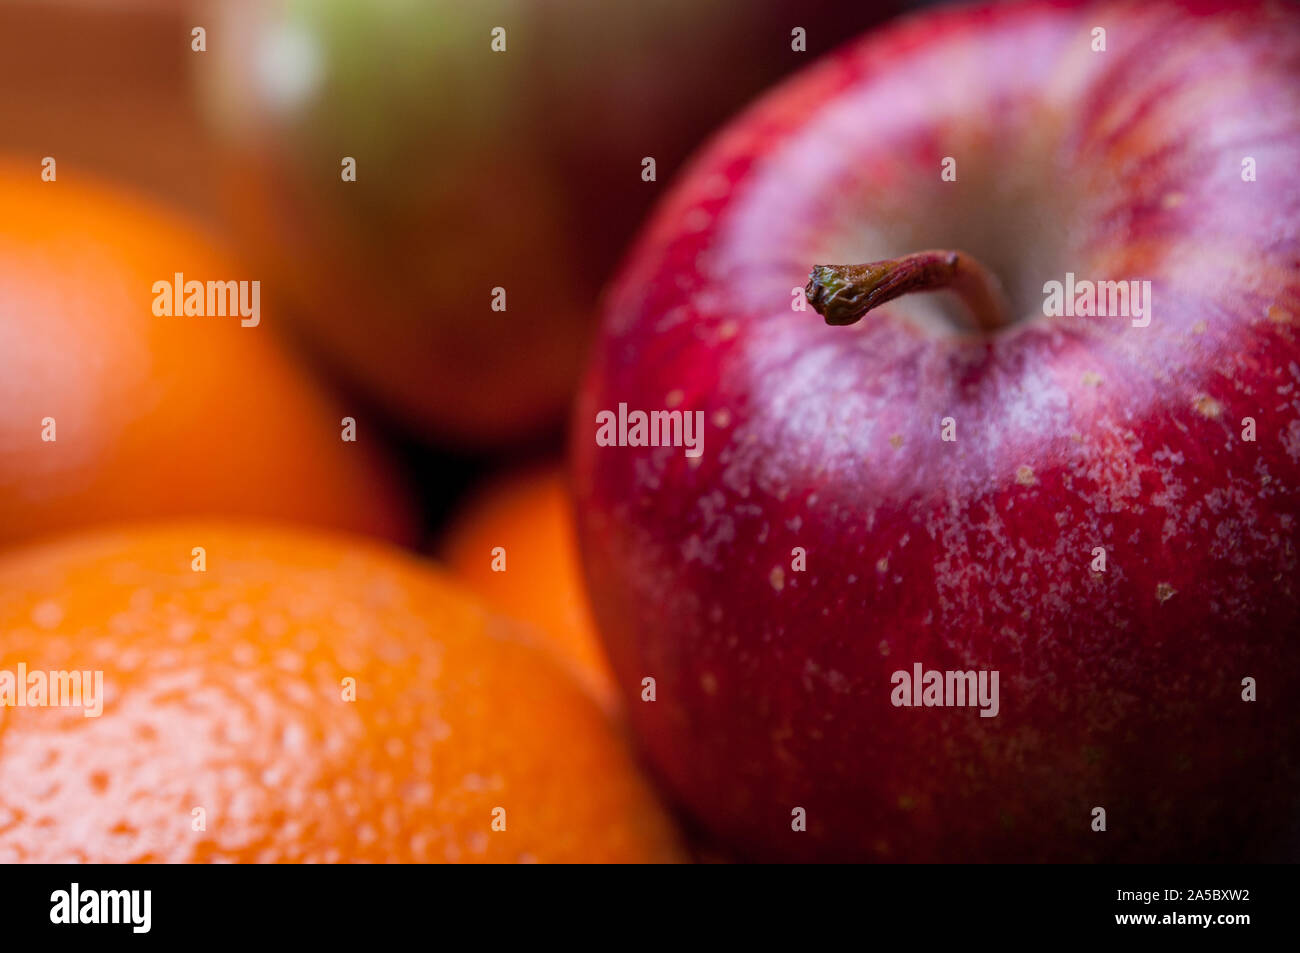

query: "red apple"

left=199, top=0, right=900, bottom=446
left=574, top=0, right=1300, bottom=861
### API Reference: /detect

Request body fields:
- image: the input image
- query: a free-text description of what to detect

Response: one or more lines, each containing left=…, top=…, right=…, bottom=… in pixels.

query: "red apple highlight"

left=575, top=0, right=1300, bottom=861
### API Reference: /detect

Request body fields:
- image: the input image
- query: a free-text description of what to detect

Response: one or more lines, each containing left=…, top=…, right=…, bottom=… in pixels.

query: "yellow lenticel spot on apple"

left=1016, top=465, right=1036, bottom=486
left=1193, top=394, right=1223, bottom=419
left=701, top=172, right=730, bottom=199
left=665, top=389, right=684, bottom=408
left=1156, top=582, right=1177, bottom=604
left=700, top=672, right=718, bottom=695
left=1080, top=371, right=1102, bottom=386
left=769, top=566, right=785, bottom=592
left=684, top=207, right=711, bottom=232
left=1267, top=305, right=1293, bottom=324
left=889, top=434, right=903, bottom=449
left=711, top=408, right=731, bottom=428
left=878, top=640, right=890, bottom=656
left=1161, top=192, right=1185, bottom=209
left=898, top=795, right=915, bottom=810
left=876, top=556, right=889, bottom=573
left=1191, top=320, right=1208, bottom=334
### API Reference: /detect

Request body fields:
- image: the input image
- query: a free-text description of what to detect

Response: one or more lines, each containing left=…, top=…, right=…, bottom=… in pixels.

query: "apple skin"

left=574, top=0, right=1300, bottom=862
left=201, top=0, right=900, bottom=447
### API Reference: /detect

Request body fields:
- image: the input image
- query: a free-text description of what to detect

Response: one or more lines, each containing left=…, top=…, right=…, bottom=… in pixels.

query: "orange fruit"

left=0, top=524, right=685, bottom=863
left=0, top=162, right=414, bottom=549
left=442, top=466, right=615, bottom=710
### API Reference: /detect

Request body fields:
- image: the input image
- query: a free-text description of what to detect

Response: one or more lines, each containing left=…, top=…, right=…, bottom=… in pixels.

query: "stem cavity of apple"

left=806, top=250, right=1012, bottom=333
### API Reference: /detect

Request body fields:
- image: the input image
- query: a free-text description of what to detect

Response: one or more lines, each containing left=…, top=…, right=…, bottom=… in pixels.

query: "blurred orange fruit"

left=0, top=162, right=414, bottom=548
left=442, top=466, right=615, bottom=710
left=0, top=524, right=685, bottom=863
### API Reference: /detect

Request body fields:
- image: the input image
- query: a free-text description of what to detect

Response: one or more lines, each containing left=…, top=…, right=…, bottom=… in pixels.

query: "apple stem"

left=806, top=250, right=1012, bottom=332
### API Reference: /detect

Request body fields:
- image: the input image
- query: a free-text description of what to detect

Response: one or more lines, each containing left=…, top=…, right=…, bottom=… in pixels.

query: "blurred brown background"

left=0, top=0, right=923, bottom=537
